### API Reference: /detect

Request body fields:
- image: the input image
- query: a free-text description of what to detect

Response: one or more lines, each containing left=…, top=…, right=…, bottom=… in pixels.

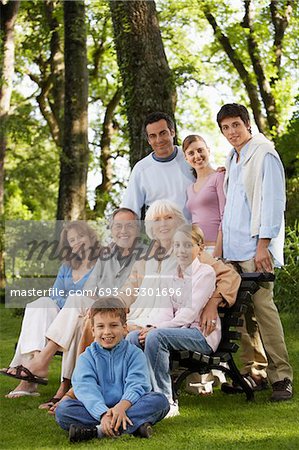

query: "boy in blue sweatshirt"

left=55, top=297, right=169, bottom=443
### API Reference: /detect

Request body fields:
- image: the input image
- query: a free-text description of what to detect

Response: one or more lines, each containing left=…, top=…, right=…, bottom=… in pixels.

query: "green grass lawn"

left=0, top=305, right=298, bottom=450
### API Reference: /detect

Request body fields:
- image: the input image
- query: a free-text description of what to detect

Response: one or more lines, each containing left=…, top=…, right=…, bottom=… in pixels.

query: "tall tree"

left=37, top=0, right=65, bottom=148
left=201, top=0, right=295, bottom=137
left=86, top=3, right=125, bottom=217
left=0, top=0, right=20, bottom=289
left=0, top=0, right=20, bottom=216
left=93, top=87, right=122, bottom=216
left=109, top=0, right=176, bottom=166
left=57, top=0, right=89, bottom=220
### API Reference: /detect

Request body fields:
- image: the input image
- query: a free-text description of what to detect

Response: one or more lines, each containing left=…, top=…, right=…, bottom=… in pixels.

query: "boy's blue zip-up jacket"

left=72, top=339, right=151, bottom=421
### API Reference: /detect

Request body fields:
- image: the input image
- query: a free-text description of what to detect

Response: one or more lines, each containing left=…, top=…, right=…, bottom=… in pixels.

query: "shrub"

left=275, top=221, right=299, bottom=313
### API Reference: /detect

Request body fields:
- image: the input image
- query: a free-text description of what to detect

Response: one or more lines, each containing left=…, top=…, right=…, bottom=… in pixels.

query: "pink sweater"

left=186, top=171, right=226, bottom=242
left=153, top=258, right=221, bottom=352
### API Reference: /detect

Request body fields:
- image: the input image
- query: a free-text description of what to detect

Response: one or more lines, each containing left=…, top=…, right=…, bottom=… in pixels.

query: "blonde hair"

left=145, top=200, right=186, bottom=239
left=174, top=224, right=205, bottom=246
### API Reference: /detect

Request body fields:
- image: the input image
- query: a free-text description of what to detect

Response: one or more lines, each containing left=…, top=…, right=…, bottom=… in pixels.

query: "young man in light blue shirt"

left=217, top=103, right=293, bottom=402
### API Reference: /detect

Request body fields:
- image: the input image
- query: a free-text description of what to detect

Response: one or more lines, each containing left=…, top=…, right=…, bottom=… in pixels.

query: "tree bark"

left=94, top=87, right=122, bottom=217
left=41, top=0, right=65, bottom=147
left=0, top=0, right=20, bottom=216
left=27, top=1, right=64, bottom=148
left=242, top=0, right=279, bottom=133
left=109, top=0, right=176, bottom=167
left=57, top=0, right=89, bottom=220
left=270, top=0, right=293, bottom=74
left=0, top=0, right=20, bottom=290
left=203, top=5, right=266, bottom=133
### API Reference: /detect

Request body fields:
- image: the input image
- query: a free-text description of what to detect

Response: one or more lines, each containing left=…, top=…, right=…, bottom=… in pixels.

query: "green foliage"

left=84, top=2, right=130, bottom=214
left=15, top=0, right=64, bottom=78
left=277, top=97, right=299, bottom=179
left=286, top=178, right=299, bottom=228
left=276, top=98, right=299, bottom=225
left=158, top=0, right=299, bottom=140
left=5, top=0, right=299, bottom=221
left=5, top=96, right=59, bottom=220
left=275, top=222, right=299, bottom=314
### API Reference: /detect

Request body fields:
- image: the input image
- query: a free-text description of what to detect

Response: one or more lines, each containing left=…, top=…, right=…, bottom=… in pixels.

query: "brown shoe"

left=270, top=378, right=293, bottom=402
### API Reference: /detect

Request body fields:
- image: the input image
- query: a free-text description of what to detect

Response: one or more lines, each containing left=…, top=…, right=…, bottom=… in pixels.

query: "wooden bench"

left=170, top=272, right=275, bottom=401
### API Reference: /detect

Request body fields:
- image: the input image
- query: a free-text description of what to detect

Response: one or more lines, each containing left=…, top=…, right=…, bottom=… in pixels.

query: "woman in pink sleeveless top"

left=183, top=135, right=225, bottom=258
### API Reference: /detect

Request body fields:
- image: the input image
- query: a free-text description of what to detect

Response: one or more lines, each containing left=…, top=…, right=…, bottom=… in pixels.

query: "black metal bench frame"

left=170, top=272, right=275, bottom=402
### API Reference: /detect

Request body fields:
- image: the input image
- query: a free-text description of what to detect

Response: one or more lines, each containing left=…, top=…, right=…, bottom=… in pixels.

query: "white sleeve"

left=121, top=166, right=145, bottom=218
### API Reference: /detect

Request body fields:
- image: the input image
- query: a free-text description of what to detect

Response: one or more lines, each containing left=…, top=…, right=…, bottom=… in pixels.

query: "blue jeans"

left=127, top=328, right=212, bottom=402
left=56, top=392, right=169, bottom=433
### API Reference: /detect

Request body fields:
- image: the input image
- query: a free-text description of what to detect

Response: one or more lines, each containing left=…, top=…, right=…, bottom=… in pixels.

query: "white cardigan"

left=224, top=133, right=286, bottom=266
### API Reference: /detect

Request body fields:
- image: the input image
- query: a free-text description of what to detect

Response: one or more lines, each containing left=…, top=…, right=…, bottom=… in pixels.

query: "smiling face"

left=111, top=210, right=139, bottom=250
left=184, top=139, right=210, bottom=171
left=146, top=119, right=175, bottom=158
left=92, top=311, right=127, bottom=350
left=219, top=116, right=252, bottom=153
left=152, top=211, right=178, bottom=243
left=173, top=231, right=195, bottom=270
left=67, top=227, right=92, bottom=257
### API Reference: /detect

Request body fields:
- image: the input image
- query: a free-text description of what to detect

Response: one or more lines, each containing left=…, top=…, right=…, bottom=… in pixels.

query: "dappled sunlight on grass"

left=0, top=306, right=298, bottom=449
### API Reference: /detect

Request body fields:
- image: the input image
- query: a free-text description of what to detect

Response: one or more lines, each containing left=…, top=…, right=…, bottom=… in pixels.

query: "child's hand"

left=110, top=401, right=133, bottom=432
left=47, top=394, right=69, bottom=416
left=101, top=410, right=117, bottom=437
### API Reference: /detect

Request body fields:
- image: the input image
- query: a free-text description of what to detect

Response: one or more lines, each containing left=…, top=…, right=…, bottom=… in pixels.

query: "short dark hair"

left=216, top=103, right=250, bottom=128
left=90, top=297, right=126, bottom=325
left=109, top=207, right=140, bottom=229
left=144, top=112, right=175, bottom=134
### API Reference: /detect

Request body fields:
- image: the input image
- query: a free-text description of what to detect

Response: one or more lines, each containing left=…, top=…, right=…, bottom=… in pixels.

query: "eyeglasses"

left=111, top=222, right=138, bottom=231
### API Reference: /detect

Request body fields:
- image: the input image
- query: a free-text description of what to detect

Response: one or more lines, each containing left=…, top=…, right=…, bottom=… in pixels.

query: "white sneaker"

left=164, top=400, right=180, bottom=419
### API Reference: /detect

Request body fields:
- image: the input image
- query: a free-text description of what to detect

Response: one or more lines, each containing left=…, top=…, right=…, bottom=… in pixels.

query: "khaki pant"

left=237, top=259, right=293, bottom=384
left=238, top=306, right=268, bottom=378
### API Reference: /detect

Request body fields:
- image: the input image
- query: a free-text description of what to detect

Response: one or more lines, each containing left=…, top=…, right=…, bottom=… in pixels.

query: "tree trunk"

left=0, top=0, right=20, bottom=290
left=203, top=5, right=267, bottom=134
left=39, top=0, right=65, bottom=147
left=269, top=0, right=293, bottom=75
left=109, top=0, right=176, bottom=167
left=242, top=0, right=279, bottom=133
left=57, top=0, right=89, bottom=220
left=0, top=0, right=20, bottom=215
left=94, top=87, right=122, bottom=217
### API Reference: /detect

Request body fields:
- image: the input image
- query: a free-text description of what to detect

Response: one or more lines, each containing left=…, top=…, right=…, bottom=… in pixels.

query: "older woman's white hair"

left=145, top=199, right=186, bottom=239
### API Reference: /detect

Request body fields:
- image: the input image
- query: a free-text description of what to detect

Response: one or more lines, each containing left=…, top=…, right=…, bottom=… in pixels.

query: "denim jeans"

left=56, top=392, right=169, bottom=433
left=127, top=328, right=212, bottom=402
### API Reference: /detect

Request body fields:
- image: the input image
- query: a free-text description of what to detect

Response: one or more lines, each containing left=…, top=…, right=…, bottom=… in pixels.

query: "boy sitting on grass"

left=55, top=297, right=169, bottom=443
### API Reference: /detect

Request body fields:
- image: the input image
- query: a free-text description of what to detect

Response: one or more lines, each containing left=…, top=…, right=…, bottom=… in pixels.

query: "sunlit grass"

left=0, top=305, right=298, bottom=449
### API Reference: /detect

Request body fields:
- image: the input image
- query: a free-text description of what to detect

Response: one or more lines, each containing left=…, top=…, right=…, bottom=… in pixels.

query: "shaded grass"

left=0, top=305, right=298, bottom=449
